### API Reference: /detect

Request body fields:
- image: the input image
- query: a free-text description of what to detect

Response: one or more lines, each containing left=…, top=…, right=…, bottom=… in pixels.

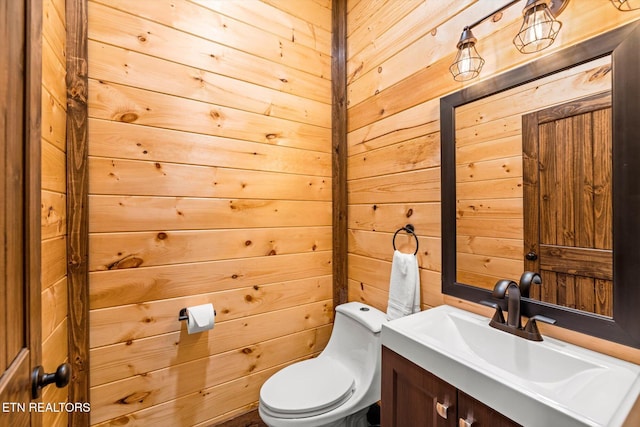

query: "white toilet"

left=259, top=302, right=387, bottom=427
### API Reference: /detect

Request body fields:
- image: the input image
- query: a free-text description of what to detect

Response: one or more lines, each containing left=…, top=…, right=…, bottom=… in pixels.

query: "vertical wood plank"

left=541, top=271, right=557, bottom=305
left=522, top=112, right=540, bottom=275
left=558, top=118, right=574, bottom=247
left=66, top=0, right=90, bottom=422
left=539, top=122, right=556, bottom=246
left=564, top=274, right=576, bottom=310
left=593, top=107, right=613, bottom=250
left=0, top=0, right=10, bottom=373
left=576, top=276, right=595, bottom=313
left=574, top=113, right=594, bottom=248
left=27, top=2, right=44, bottom=420
left=595, top=279, right=613, bottom=317
left=333, top=0, right=348, bottom=309
left=5, top=0, right=26, bottom=370
left=0, top=42, right=4, bottom=371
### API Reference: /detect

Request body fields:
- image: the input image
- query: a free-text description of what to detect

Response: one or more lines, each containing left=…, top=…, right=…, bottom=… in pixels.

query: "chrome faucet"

left=481, top=273, right=556, bottom=341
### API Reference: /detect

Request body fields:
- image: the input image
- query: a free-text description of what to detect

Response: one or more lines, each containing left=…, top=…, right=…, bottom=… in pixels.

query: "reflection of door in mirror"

left=523, top=92, right=613, bottom=317
left=455, top=55, right=612, bottom=315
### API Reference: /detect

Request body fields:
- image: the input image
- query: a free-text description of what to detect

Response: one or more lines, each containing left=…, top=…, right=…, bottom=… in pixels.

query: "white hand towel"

left=386, top=250, right=421, bottom=320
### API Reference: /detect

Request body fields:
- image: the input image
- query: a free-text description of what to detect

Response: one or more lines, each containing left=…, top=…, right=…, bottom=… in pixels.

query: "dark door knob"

left=525, top=251, right=538, bottom=261
left=31, top=363, right=71, bottom=399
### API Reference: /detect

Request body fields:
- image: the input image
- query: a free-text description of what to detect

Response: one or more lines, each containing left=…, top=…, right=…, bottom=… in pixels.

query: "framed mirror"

left=440, top=20, right=640, bottom=348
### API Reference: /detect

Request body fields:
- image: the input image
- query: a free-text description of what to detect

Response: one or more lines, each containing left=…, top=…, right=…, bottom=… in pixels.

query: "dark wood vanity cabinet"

left=381, top=347, right=521, bottom=427
left=381, top=346, right=457, bottom=427
left=457, top=390, right=521, bottom=427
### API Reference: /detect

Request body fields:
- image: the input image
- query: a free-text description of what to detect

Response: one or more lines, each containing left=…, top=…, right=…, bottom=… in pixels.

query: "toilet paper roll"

left=186, top=303, right=215, bottom=334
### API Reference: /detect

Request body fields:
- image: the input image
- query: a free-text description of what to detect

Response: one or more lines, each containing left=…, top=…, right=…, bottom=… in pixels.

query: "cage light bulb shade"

left=513, top=1, right=562, bottom=53
left=611, top=0, right=640, bottom=11
left=450, top=27, right=485, bottom=81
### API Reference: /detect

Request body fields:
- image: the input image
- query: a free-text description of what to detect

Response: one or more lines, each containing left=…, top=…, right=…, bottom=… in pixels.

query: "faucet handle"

left=479, top=300, right=505, bottom=325
left=523, top=314, right=557, bottom=341
left=528, top=314, right=556, bottom=325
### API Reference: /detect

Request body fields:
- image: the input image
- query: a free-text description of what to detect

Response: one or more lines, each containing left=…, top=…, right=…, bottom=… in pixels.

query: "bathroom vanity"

left=382, top=346, right=519, bottom=426
left=380, top=305, right=640, bottom=427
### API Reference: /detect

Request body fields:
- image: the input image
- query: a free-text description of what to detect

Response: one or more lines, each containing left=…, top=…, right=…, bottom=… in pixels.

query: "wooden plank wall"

left=345, top=0, right=640, bottom=362
left=41, top=0, right=69, bottom=425
left=86, top=1, right=333, bottom=425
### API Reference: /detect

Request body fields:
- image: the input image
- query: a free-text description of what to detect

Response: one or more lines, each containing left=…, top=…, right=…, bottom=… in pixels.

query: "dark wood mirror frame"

left=441, top=19, right=640, bottom=348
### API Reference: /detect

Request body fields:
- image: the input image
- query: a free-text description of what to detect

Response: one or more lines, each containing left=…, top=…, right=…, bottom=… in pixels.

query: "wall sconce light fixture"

left=611, top=0, right=640, bottom=11
left=449, top=27, right=485, bottom=82
left=450, top=0, right=575, bottom=81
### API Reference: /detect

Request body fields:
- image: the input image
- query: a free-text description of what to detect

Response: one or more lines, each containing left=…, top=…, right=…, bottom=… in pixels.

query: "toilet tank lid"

left=335, top=302, right=387, bottom=333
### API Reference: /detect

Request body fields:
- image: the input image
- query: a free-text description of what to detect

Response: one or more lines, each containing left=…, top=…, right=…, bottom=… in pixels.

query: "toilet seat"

left=259, top=357, right=355, bottom=419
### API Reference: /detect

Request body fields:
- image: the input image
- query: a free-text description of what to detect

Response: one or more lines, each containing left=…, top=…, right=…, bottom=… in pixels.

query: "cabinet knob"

left=436, top=401, right=448, bottom=419
left=459, top=418, right=474, bottom=427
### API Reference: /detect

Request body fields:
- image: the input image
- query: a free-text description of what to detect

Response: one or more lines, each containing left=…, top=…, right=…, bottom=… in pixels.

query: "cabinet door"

left=382, top=347, right=456, bottom=427
left=458, top=390, right=522, bottom=427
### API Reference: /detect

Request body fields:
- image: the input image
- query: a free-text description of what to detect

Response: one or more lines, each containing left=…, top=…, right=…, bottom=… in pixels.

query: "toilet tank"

left=320, top=302, right=388, bottom=381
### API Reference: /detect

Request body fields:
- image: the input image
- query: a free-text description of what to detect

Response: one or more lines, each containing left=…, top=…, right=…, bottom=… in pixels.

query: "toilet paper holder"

left=178, top=307, right=216, bottom=321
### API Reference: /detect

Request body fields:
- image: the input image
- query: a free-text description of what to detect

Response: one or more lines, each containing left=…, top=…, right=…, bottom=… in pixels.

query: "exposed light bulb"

left=513, top=1, right=562, bottom=54
left=449, top=27, right=485, bottom=81
left=457, top=44, right=476, bottom=78
left=523, top=8, right=551, bottom=50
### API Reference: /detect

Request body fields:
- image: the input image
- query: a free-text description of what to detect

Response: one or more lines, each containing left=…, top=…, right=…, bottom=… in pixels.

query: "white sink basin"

left=381, top=305, right=640, bottom=427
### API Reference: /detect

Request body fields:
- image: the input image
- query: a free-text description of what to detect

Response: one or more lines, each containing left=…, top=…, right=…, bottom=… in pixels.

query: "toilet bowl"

left=259, top=302, right=387, bottom=427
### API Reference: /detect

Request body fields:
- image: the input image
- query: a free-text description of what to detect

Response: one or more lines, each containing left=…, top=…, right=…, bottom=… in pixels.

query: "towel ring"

left=392, top=224, right=419, bottom=255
